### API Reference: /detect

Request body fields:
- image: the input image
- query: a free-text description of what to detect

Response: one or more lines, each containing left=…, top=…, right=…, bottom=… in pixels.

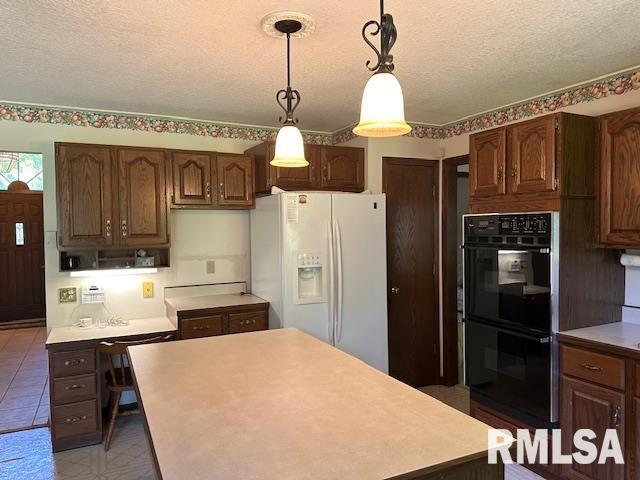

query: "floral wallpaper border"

left=331, top=68, right=640, bottom=143
left=0, top=103, right=335, bottom=145
left=1, top=68, right=639, bottom=146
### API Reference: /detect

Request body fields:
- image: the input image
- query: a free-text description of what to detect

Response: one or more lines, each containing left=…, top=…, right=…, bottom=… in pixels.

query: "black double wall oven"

left=463, top=212, right=558, bottom=428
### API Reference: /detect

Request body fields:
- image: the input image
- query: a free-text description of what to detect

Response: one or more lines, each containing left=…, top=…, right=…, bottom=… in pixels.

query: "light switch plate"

left=142, top=282, right=154, bottom=298
left=58, top=287, right=77, bottom=303
left=45, top=231, right=57, bottom=248
left=206, top=260, right=215, bottom=274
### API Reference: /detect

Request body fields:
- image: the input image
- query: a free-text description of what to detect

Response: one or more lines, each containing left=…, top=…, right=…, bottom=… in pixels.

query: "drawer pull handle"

left=64, top=415, right=88, bottom=424
left=64, top=358, right=86, bottom=366
left=580, top=363, right=602, bottom=372
left=239, top=319, right=257, bottom=326
left=192, top=325, right=211, bottom=331
left=64, top=384, right=86, bottom=391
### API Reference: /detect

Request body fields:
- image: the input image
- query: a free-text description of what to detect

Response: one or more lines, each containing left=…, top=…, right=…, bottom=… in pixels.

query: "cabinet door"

left=320, top=146, right=365, bottom=192
left=116, top=149, right=168, bottom=246
left=171, top=152, right=213, bottom=206
left=270, top=144, right=321, bottom=190
left=469, top=128, right=506, bottom=197
left=561, top=376, right=625, bottom=480
left=216, top=154, right=254, bottom=207
left=599, top=108, right=640, bottom=246
left=508, top=116, right=557, bottom=194
left=56, top=144, right=114, bottom=248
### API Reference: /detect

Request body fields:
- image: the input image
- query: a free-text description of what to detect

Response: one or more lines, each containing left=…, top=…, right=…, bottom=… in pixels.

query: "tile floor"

left=0, top=327, right=49, bottom=433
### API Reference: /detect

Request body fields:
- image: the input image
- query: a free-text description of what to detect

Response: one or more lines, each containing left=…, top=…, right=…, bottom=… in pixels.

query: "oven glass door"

left=465, top=319, right=551, bottom=422
left=465, top=245, right=551, bottom=333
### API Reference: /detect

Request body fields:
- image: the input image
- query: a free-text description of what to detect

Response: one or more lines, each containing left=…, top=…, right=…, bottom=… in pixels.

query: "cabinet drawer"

left=561, top=345, right=625, bottom=390
left=52, top=374, right=97, bottom=405
left=51, top=349, right=96, bottom=378
left=181, top=315, right=224, bottom=339
left=228, top=311, right=267, bottom=334
left=52, top=400, right=99, bottom=440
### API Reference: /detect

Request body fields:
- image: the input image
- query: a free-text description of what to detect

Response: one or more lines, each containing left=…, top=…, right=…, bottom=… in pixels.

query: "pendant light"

left=271, top=20, right=308, bottom=168
left=353, top=0, right=411, bottom=138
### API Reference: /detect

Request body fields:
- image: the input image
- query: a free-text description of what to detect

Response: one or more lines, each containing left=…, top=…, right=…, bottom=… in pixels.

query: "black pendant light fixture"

left=353, top=0, right=411, bottom=137
left=271, top=19, right=308, bottom=167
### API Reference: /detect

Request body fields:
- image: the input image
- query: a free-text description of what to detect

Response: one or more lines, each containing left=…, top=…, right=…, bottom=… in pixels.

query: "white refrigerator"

left=250, top=192, right=388, bottom=373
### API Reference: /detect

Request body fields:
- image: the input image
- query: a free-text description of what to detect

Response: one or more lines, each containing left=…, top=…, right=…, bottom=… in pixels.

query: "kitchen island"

left=129, top=328, right=503, bottom=480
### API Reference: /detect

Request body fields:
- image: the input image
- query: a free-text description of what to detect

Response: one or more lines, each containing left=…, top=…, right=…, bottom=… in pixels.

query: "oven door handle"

left=466, top=319, right=551, bottom=343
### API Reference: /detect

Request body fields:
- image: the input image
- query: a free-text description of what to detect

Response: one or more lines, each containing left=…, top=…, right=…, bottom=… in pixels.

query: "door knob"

left=391, top=287, right=400, bottom=294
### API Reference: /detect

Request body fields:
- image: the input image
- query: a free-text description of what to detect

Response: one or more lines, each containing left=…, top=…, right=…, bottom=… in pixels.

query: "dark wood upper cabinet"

left=598, top=106, right=640, bottom=247
left=216, top=154, right=254, bottom=207
left=469, top=128, right=506, bottom=197
left=116, top=148, right=168, bottom=247
left=561, top=376, right=625, bottom=480
left=320, top=146, right=364, bottom=192
left=247, top=142, right=365, bottom=193
left=56, top=144, right=114, bottom=248
left=170, top=152, right=214, bottom=206
left=507, top=116, right=557, bottom=194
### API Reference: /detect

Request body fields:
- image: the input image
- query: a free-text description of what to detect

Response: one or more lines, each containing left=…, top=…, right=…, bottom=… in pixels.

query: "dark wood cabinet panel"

left=56, top=144, right=114, bottom=248
left=180, top=315, right=224, bottom=339
left=216, top=154, right=254, bottom=207
left=320, top=146, right=364, bottom=191
left=561, top=345, right=625, bottom=390
left=272, top=144, right=320, bottom=191
left=561, top=375, right=625, bottom=480
left=171, top=152, right=213, bottom=206
left=507, top=116, right=557, bottom=194
left=469, top=128, right=506, bottom=197
left=116, top=149, right=168, bottom=246
left=598, top=107, right=640, bottom=246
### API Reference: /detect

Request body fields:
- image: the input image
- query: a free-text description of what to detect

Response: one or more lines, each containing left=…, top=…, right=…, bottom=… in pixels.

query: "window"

left=0, top=152, right=44, bottom=190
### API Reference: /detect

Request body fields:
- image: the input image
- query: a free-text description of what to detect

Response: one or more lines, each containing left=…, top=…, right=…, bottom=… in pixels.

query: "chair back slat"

left=98, top=334, right=172, bottom=388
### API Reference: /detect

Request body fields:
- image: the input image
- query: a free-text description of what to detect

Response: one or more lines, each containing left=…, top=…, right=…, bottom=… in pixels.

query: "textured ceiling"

left=1, top=0, right=640, bottom=132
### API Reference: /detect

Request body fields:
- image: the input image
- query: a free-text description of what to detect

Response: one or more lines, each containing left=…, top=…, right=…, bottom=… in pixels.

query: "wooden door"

left=0, top=190, right=45, bottom=321
left=171, top=152, right=213, bottom=206
left=320, top=146, right=365, bottom=192
left=383, top=158, right=439, bottom=387
left=469, top=128, right=506, bottom=197
left=117, top=148, right=168, bottom=246
left=561, top=376, right=625, bottom=480
left=216, top=154, right=254, bottom=207
left=270, top=144, right=320, bottom=190
left=508, top=115, right=557, bottom=194
left=56, top=144, right=114, bottom=248
left=599, top=107, right=640, bottom=246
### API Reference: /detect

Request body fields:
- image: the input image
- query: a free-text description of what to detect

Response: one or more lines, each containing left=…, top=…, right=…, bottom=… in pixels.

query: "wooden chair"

left=98, top=334, right=172, bottom=451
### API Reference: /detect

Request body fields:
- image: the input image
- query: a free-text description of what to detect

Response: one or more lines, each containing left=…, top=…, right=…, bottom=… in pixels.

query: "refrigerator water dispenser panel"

left=294, top=252, right=325, bottom=304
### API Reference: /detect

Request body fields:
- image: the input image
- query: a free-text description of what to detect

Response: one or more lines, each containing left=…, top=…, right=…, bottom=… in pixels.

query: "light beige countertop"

left=46, top=316, right=176, bottom=346
left=129, top=328, right=498, bottom=480
left=164, top=293, right=267, bottom=313
left=558, top=321, right=640, bottom=355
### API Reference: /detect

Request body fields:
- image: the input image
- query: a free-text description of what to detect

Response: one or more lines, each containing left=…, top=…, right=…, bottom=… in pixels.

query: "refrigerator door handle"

left=334, top=219, right=344, bottom=343
left=327, top=220, right=335, bottom=346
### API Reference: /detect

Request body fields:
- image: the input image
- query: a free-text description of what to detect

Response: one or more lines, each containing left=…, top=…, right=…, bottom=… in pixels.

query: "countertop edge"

left=557, top=330, right=640, bottom=360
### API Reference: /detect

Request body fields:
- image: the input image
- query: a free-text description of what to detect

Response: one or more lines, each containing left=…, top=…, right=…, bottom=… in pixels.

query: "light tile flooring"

left=0, top=327, right=49, bottom=432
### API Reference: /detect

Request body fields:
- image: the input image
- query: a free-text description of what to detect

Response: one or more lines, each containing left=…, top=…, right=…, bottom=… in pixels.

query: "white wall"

left=0, top=121, right=259, bottom=330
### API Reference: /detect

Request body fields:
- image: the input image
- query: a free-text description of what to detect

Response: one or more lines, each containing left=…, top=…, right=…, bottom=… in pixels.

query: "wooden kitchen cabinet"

left=469, top=127, right=506, bottom=197
left=598, top=106, right=640, bottom=247
left=216, top=154, right=254, bottom=207
left=247, top=142, right=365, bottom=194
left=116, top=148, right=168, bottom=246
left=170, top=151, right=215, bottom=206
left=508, top=115, right=557, bottom=194
left=176, top=303, right=268, bottom=340
left=56, top=144, right=115, bottom=248
left=469, top=113, right=595, bottom=213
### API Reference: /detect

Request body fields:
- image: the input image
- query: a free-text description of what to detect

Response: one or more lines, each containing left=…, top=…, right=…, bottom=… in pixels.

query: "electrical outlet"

left=206, top=260, right=215, bottom=274
left=142, top=282, right=154, bottom=299
left=58, top=287, right=77, bottom=303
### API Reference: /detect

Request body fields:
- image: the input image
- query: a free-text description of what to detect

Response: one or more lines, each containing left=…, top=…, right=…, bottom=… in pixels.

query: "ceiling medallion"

left=261, top=11, right=316, bottom=39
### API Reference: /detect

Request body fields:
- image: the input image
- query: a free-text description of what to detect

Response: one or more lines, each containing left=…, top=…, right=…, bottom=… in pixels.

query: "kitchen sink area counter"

left=129, top=328, right=504, bottom=480
left=164, top=293, right=268, bottom=314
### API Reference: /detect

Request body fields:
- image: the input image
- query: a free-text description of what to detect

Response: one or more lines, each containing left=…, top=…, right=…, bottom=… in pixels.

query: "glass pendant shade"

left=353, top=72, right=412, bottom=138
left=271, top=125, right=308, bottom=167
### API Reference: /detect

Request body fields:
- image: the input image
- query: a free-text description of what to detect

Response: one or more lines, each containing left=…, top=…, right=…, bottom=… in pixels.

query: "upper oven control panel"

left=499, top=213, right=551, bottom=235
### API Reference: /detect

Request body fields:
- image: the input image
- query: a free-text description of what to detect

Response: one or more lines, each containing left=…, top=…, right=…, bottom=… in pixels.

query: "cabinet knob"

left=106, top=220, right=111, bottom=237
left=391, top=287, right=400, bottom=294
left=206, top=182, right=211, bottom=198
left=121, top=220, right=128, bottom=237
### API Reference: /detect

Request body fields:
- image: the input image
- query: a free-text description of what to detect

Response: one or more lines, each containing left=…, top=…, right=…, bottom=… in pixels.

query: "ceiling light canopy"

left=354, top=1, right=411, bottom=138
left=270, top=18, right=309, bottom=168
